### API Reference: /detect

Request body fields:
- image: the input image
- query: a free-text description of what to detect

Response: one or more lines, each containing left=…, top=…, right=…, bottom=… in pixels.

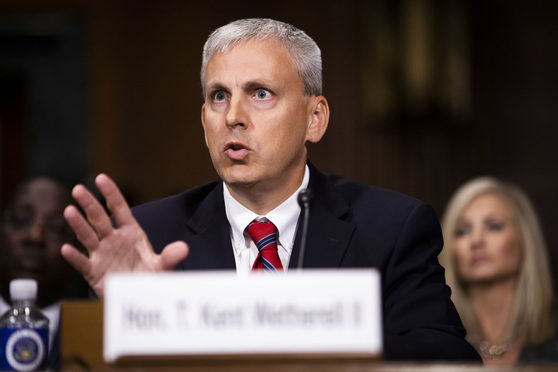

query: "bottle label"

left=0, top=327, right=48, bottom=371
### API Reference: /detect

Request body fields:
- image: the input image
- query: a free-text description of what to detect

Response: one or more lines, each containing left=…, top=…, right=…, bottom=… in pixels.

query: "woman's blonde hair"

left=440, top=176, right=554, bottom=346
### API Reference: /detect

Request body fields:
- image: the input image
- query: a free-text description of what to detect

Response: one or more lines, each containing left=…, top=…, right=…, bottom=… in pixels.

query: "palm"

left=61, top=174, right=189, bottom=297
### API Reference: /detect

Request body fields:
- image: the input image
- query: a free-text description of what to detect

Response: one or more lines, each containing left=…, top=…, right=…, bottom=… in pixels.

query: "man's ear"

left=306, top=96, right=329, bottom=143
left=201, top=103, right=209, bottom=147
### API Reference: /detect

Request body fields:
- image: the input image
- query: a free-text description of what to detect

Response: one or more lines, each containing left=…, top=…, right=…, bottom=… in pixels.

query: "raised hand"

left=61, top=174, right=189, bottom=297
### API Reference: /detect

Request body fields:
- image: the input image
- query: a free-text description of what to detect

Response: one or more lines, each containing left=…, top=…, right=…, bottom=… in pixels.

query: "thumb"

left=160, top=241, right=189, bottom=270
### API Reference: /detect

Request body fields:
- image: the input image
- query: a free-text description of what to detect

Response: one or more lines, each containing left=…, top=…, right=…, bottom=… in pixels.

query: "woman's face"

left=453, top=193, right=523, bottom=285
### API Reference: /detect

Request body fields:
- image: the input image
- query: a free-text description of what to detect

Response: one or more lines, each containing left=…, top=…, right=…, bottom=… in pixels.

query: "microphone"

left=297, top=188, right=314, bottom=270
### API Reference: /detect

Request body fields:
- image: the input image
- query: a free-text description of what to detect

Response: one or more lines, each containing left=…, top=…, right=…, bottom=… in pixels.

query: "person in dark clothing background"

left=0, top=176, right=87, bottom=368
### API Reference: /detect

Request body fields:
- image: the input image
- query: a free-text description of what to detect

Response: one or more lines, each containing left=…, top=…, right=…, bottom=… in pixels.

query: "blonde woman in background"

left=440, top=177, right=558, bottom=365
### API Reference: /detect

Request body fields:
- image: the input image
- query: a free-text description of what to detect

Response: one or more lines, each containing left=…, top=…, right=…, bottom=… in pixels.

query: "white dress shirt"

left=223, top=165, right=310, bottom=276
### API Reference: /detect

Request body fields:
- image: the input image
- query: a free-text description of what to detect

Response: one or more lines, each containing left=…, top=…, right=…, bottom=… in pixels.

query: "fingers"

left=64, top=205, right=103, bottom=252
left=64, top=174, right=188, bottom=281
left=95, top=174, right=136, bottom=228
left=61, top=243, right=91, bottom=277
left=160, top=241, right=190, bottom=270
left=71, top=183, right=113, bottom=239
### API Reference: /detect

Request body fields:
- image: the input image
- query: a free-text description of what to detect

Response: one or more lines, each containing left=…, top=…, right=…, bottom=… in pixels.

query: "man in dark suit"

left=61, top=18, right=481, bottom=361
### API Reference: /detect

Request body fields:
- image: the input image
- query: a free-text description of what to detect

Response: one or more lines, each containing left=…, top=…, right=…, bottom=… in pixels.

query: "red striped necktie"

left=246, top=219, right=283, bottom=272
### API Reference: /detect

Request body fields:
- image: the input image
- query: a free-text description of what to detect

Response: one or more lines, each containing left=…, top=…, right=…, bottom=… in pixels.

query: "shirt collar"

left=224, top=164, right=310, bottom=253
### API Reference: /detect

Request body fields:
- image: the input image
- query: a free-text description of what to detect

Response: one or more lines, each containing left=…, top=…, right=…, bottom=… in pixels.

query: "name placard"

left=103, top=269, right=382, bottom=362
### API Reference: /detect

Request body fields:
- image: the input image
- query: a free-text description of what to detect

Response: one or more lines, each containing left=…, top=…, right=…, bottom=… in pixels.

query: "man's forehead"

left=13, top=181, right=68, bottom=210
left=208, top=38, right=289, bottom=64
left=204, top=39, right=298, bottom=87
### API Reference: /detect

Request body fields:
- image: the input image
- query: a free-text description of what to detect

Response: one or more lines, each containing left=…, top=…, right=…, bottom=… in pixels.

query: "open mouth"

left=225, top=142, right=250, bottom=160
left=227, top=143, right=245, bottom=151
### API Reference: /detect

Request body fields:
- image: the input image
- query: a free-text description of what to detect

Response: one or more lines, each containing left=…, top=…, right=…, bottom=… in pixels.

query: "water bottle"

left=0, top=279, right=49, bottom=371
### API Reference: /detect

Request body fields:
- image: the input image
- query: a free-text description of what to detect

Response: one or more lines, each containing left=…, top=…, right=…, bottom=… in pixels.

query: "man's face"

left=201, top=38, right=324, bottom=201
left=1, top=179, right=74, bottom=287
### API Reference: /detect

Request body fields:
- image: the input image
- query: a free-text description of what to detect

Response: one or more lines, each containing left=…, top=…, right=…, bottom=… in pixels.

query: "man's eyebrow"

left=205, top=82, right=228, bottom=93
left=242, top=80, right=275, bottom=91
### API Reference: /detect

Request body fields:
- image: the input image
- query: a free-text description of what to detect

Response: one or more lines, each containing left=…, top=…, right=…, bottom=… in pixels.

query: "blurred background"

left=1, top=0, right=557, bottom=283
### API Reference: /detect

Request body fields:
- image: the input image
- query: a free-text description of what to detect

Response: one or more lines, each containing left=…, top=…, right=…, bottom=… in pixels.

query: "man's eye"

left=213, top=91, right=227, bottom=101
left=255, top=89, right=271, bottom=100
left=8, top=214, right=33, bottom=230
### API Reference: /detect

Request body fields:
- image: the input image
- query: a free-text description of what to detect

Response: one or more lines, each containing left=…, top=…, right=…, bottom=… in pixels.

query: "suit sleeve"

left=381, top=203, right=481, bottom=362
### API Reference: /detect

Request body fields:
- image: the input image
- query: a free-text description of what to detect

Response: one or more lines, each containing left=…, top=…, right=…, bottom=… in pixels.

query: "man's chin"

left=12, top=259, right=45, bottom=278
left=219, top=167, right=258, bottom=188
left=224, top=178, right=258, bottom=190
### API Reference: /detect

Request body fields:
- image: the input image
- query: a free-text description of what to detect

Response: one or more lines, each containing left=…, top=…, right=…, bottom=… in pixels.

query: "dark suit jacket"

left=131, top=163, right=481, bottom=362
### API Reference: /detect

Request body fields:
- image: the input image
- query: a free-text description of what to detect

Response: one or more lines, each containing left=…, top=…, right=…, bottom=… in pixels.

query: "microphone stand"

left=297, top=189, right=314, bottom=270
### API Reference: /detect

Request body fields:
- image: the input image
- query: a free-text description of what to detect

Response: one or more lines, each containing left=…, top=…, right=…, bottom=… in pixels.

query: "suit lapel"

left=289, top=164, right=355, bottom=269
left=179, top=183, right=236, bottom=270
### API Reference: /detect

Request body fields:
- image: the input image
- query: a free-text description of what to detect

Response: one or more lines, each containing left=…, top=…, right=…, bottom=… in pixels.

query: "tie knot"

left=246, top=220, right=277, bottom=251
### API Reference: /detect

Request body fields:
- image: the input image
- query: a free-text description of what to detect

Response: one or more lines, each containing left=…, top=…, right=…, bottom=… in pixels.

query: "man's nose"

left=28, top=219, right=46, bottom=242
left=225, top=97, right=247, bottom=129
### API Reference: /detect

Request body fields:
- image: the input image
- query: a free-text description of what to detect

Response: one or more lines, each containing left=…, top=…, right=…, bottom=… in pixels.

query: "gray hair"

left=201, top=18, right=322, bottom=98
